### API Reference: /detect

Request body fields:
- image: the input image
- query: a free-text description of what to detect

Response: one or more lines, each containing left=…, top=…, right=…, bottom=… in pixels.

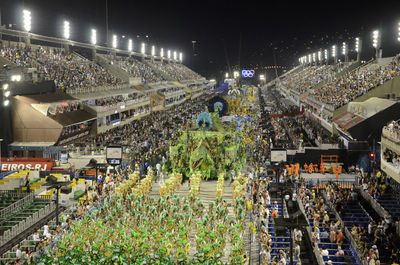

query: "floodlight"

left=91, top=29, right=97, bottom=45
left=112, top=35, right=117, bottom=49
left=151, top=45, right=155, bottom=56
left=160, top=48, right=164, bottom=57
left=141, top=43, right=146, bottom=54
left=128, top=39, right=133, bottom=52
left=64, top=21, right=70, bottom=39
left=23, top=10, right=31, bottom=32
left=179, top=52, right=183, bottom=62
left=372, top=30, right=379, bottom=48
left=173, top=51, right=177, bottom=61
left=167, top=50, right=171, bottom=59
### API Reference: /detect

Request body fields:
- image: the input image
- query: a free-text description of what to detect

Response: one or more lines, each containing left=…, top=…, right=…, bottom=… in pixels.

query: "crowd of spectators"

left=383, top=148, right=400, bottom=169
left=383, top=120, right=400, bottom=141
left=47, top=101, right=83, bottom=117
left=281, top=63, right=348, bottom=94
left=113, top=56, right=166, bottom=83
left=311, top=54, right=400, bottom=109
left=1, top=46, right=123, bottom=93
left=75, top=93, right=211, bottom=171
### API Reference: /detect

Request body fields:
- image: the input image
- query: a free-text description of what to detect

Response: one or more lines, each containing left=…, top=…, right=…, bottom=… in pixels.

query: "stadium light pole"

left=128, top=39, right=133, bottom=55
left=151, top=45, right=155, bottom=60
left=355, top=37, right=362, bottom=63
left=332, top=45, right=337, bottom=64
left=324, top=49, right=328, bottom=65
left=112, top=34, right=117, bottom=49
left=160, top=48, right=164, bottom=62
left=91, top=29, right=97, bottom=45
left=342, top=42, right=348, bottom=62
left=398, top=22, right=400, bottom=43
left=317, top=51, right=322, bottom=65
left=91, top=29, right=97, bottom=59
left=63, top=21, right=70, bottom=52
left=313, top=53, right=317, bottom=65
left=22, top=9, right=31, bottom=45
left=372, top=30, right=381, bottom=59
left=141, top=43, right=146, bottom=60
left=63, top=21, right=70, bottom=40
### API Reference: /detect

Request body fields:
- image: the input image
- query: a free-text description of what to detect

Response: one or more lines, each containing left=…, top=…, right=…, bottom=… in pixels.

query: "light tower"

left=91, top=29, right=97, bottom=58
left=355, top=37, right=362, bottom=62
left=324, top=49, right=328, bottom=65
left=22, top=9, right=31, bottom=45
left=372, top=30, right=381, bottom=59
left=342, top=42, right=348, bottom=62
left=332, top=45, right=337, bottom=64
left=63, top=21, right=70, bottom=52
left=317, top=51, right=322, bottom=65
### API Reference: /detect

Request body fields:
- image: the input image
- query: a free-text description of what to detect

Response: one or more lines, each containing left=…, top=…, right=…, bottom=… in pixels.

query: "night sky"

left=2, top=0, right=400, bottom=80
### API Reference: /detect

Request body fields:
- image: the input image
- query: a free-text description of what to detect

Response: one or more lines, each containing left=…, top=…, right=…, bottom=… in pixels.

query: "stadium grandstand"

left=1, top=2, right=400, bottom=265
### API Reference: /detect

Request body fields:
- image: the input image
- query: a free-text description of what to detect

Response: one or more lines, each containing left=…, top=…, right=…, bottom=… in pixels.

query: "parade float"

left=163, top=85, right=256, bottom=181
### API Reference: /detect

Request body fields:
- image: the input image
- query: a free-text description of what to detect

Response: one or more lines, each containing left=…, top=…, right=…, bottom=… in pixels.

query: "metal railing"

left=0, top=202, right=56, bottom=247
left=297, top=198, right=325, bottom=265
left=0, top=193, right=34, bottom=219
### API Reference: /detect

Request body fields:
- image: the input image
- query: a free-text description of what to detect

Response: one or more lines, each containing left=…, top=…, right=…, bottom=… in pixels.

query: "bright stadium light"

left=4, top=99, right=10, bottom=107
left=308, top=54, right=312, bottom=64
left=233, top=71, right=239, bottom=78
left=259, top=74, right=265, bottom=81
left=63, top=21, right=70, bottom=39
left=151, top=45, right=155, bottom=56
left=167, top=50, right=171, bottom=59
left=112, top=35, right=118, bottom=49
left=3, top=83, right=9, bottom=90
left=179, top=52, right=183, bottom=62
left=324, top=49, right=328, bottom=60
left=318, top=51, right=322, bottom=62
left=160, top=48, right=164, bottom=58
left=342, top=42, right=347, bottom=55
left=355, top=37, right=360, bottom=52
left=397, top=22, right=400, bottom=41
left=4, top=91, right=10, bottom=98
left=331, top=45, right=337, bottom=57
left=91, top=29, right=97, bottom=45
left=128, top=39, right=133, bottom=52
left=225, top=72, right=229, bottom=78
left=312, top=52, right=316, bottom=63
left=141, top=43, right=146, bottom=54
left=173, top=51, right=177, bottom=61
left=372, top=30, right=380, bottom=48
left=22, top=10, right=31, bottom=32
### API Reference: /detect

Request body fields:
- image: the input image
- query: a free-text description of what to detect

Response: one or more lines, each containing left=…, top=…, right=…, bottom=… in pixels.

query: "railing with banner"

left=66, top=83, right=131, bottom=95
left=0, top=202, right=56, bottom=247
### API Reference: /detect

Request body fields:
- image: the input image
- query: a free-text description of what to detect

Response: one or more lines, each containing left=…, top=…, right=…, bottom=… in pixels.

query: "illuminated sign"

left=241, top=70, right=255, bottom=78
